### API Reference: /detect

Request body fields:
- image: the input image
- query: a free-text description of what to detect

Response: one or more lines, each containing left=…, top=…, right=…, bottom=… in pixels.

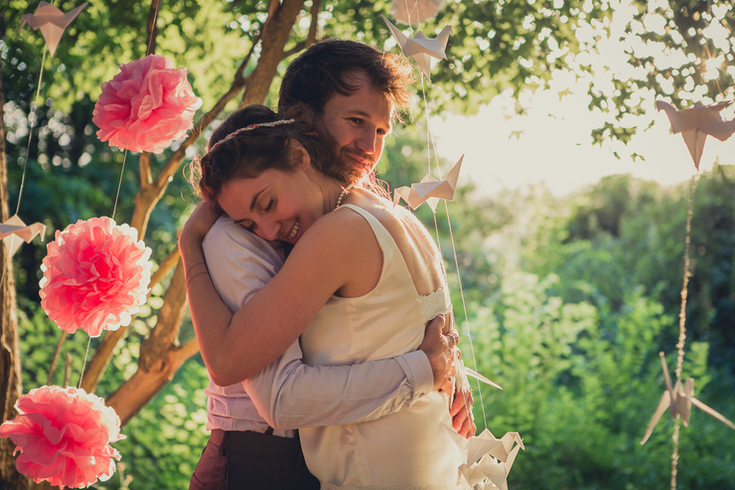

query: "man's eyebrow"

left=347, top=110, right=392, bottom=130
left=347, top=110, right=372, bottom=118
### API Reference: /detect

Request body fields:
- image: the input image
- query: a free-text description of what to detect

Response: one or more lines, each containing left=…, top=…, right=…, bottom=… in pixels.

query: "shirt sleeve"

left=202, top=218, right=434, bottom=430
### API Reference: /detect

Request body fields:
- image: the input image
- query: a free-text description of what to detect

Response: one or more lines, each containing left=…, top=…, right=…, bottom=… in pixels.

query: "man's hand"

left=450, top=385, right=477, bottom=439
left=418, top=315, right=458, bottom=393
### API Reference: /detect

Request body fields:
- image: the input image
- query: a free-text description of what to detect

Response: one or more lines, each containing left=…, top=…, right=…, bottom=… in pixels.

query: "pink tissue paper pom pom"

left=0, top=385, right=125, bottom=488
left=93, top=54, right=203, bottom=153
left=39, top=217, right=152, bottom=338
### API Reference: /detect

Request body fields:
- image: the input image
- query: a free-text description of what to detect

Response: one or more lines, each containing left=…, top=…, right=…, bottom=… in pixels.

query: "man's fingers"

left=444, top=329, right=459, bottom=349
left=438, top=375, right=454, bottom=395
left=425, top=314, right=446, bottom=336
left=450, top=387, right=472, bottom=416
left=460, top=413, right=477, bottom=439
left=452, top=404, right=469, bottom=431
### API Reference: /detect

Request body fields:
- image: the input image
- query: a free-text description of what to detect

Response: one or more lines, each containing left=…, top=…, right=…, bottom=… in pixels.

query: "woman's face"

left=217, top=154, right=331, bottom=244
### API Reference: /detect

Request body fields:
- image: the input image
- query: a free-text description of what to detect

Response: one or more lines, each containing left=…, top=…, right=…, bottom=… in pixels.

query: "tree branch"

left=106, top=262, right=191, bottom=426
left=140, top=259, right=187, bottom=369
left=148, top=248, right=180, bottom=294
left=85, top=33, right=261, bottom=395
left=129, top=29, right=260, bottom=233
left=282, top=0, right=320, bottom=60
left=241, top=0, right=306, bottom=108
left=145, top=0, right=161, bottom=56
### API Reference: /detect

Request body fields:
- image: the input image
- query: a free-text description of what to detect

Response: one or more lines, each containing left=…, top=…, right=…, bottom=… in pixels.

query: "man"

left=189, top=40, right=473, bottom=490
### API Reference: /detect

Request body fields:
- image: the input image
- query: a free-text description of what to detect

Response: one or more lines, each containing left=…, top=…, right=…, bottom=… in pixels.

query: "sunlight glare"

left=704, top=55, right=725, bottom=81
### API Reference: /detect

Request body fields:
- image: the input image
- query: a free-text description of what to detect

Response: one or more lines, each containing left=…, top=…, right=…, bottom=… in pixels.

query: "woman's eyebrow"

left=249, top=189, right=265, bottom=212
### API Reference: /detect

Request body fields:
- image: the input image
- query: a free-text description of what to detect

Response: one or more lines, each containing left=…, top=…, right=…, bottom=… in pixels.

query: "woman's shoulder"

left=294, top=200, right=379, bottom=254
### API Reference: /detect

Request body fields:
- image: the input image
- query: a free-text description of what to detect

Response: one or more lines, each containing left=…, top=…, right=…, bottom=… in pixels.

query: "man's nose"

left=356, top=129, right=377, bottom=154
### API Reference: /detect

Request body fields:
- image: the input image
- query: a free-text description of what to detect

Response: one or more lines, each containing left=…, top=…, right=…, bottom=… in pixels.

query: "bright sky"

left=427, top=0, right=735, bottom=197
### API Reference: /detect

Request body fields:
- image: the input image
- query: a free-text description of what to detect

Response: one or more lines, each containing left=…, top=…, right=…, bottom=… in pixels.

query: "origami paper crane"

left=447, top=427, right=524, bottom=490
left=383, top=16, right=452, bottom=80
left=393, top=155, right=463, bottom=211
left=0, top=215, right=46, bottom=257
left=640, top=352, right=735, bottom=445
left=656, top=100, right=735, bottom=170
left=21, top=1, right=88, bottom=56
left=454, top=349, right=502, bottom=392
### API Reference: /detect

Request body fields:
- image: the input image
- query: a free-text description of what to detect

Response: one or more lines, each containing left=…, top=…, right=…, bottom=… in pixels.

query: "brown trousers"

left=189, top=429, right=320, bottom=490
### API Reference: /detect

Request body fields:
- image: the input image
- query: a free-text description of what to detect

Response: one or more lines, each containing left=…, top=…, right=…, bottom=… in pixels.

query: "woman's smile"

left=286, top=217, right=300, bottom=242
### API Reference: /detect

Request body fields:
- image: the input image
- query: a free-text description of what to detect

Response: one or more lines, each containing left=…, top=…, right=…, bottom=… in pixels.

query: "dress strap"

left=336, top=204, right=396, bottom=253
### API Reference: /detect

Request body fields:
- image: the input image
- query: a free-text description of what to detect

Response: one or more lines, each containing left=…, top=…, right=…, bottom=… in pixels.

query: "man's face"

left=314, top=71, right=394, bottom=171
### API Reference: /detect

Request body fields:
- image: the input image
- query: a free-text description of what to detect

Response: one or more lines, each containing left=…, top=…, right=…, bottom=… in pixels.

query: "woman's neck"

left=317, top=176, right=351, bottom=215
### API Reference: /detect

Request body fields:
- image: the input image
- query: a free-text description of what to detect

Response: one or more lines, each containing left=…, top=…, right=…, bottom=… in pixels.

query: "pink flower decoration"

left=93, top=54, right=202, bottom=153
left=0, top=385, right=124, bottom=488
left=39, top=217, right=152, bottom=338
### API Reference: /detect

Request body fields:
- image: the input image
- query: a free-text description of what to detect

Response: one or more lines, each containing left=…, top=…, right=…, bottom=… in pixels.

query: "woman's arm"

left=180, top=202, right=380, bottom=386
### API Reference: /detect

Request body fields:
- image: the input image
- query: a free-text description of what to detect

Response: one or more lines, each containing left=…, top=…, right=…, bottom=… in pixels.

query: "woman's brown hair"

left=190, top=105, right=367, bottom=206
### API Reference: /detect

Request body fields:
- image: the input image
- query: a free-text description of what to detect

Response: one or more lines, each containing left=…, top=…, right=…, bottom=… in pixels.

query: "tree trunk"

left=240, top=0, right=305, bottom=108
left=82, top=0, right=307, bottom=426
left=0, top=57, right=31, bottom=490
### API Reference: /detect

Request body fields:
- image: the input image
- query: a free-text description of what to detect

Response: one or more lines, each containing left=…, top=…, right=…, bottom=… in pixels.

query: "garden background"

left=1, top=0, right=735, bottom=488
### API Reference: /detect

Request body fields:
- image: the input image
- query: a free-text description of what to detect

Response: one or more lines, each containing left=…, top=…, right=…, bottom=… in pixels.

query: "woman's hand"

left=181, top=201, right=221, bottom=245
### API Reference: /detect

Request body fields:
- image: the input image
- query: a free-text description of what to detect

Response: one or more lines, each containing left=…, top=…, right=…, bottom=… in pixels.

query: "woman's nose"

left=256, top=220, right=280, bottom=241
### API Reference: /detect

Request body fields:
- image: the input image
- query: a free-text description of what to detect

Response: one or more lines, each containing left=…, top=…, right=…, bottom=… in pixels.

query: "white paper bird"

left=383, top=16, right=452, bottom=80
left=393, top=155, right=463, bottom=211
left=391, top=0, right=445, bottom=25
left=21, top=1, right=88, bottom=56
left=0, top=215, right=46, bottom=257
left=640, top=352, right=735, bottom=445
left=446, top=427, right=524, bottom=490
left=656, top=100, right=735, bottom=170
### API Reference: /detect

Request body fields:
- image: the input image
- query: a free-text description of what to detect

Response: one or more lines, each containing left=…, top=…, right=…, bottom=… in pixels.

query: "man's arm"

left=202, top=217, right=435, bottom=429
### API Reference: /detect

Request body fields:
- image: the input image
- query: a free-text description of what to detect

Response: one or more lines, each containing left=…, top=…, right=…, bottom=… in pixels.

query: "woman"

left=181, top=105, right=473, bottom=488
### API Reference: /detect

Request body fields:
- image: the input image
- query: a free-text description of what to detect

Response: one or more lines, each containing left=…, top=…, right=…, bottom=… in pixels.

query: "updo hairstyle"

left=192, top=105, right=361, bottom=205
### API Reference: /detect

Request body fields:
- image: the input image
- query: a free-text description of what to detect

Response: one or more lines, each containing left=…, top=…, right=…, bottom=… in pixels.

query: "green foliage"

left=94, top=358, right=210, bottom=490
left=586, top=0, right=735, bottom=144
left=4, top=1, right=735, bottom=488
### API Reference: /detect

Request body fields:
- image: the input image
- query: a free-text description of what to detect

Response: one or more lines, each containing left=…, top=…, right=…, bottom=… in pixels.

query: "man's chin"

left=342, top=153, right=374, bottom=172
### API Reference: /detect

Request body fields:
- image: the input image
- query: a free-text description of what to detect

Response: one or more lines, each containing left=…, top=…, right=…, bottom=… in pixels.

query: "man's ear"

left=283, top=102, right=315, bottom=125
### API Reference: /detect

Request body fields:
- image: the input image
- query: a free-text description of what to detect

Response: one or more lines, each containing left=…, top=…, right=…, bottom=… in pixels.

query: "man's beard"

left=339, top=148, right=375, bottom=173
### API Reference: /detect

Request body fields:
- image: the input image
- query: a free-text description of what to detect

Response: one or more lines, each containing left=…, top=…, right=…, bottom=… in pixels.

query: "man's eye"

left=349, top=118, right=363, bottom=125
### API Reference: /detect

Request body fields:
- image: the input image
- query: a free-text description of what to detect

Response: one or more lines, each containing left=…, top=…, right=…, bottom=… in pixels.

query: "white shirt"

left=201, top=216, right=433, bottom=436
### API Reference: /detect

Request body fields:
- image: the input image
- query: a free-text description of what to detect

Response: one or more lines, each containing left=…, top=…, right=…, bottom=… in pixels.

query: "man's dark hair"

left=278, top=39, right=414, bottom=116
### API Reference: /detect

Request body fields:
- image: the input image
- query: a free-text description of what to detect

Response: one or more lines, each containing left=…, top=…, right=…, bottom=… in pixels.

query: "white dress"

left=299, top=203, right=472, bottom=490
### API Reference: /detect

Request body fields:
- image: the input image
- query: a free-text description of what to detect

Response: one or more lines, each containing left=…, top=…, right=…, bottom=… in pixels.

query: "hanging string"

left=111, top=151, right=128, bottom=221
left=669, top=171, right=698, bottom=490
left=16, top=46, right=47, bottom=216
left=77, top=337, right=92, bottom=389
left=0, top=44, right=49, bottom=318
left=411, top=32, right=490, bottom=428
left=84, top=0, right=160, bottom=381
left=111, top=1, right=158, bottom=221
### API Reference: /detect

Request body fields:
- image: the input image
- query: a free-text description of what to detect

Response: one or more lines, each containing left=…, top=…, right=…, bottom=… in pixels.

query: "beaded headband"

left=208, top=119, right=296, bottom=153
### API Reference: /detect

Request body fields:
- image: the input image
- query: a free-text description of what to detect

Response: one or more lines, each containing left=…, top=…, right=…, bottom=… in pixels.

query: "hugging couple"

left=182, top=38, right=478, bottom=490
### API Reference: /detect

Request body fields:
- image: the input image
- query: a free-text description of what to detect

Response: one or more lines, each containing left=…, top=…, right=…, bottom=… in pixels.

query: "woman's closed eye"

left=263, top=198, right=275, bottom=212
